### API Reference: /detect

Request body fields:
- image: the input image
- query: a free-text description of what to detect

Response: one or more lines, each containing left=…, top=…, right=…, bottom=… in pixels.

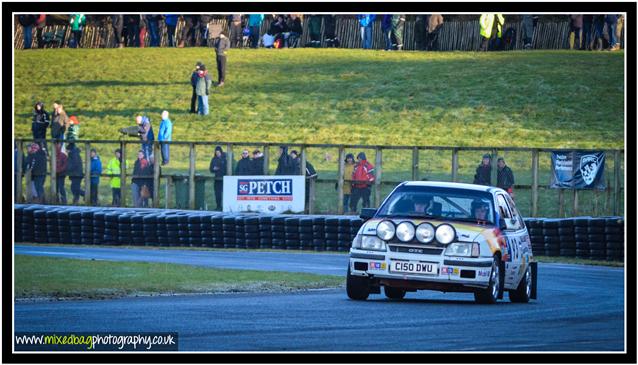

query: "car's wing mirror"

left=360, top=208, right=377, bottom=221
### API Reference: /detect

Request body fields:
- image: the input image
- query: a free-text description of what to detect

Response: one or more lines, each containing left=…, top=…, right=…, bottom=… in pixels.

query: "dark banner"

left=550, top=151, right=606, bottom=189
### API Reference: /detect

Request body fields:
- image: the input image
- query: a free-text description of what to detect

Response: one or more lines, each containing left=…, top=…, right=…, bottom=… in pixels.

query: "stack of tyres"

left=117, top=213, right=133, bottom=245
left=33, top=209, right=48, bottom=243
left=284, top=216, right=301, bottom=250
left=20, top=205, right=38, bottom=243
left=79, top=210, right=94, bottom=245
left=69, top=211, right=83, bottom=244
left=92, top=211, right=107, bottom=245
left=187, top=214, right=203, bottom=247
left=177, top=214, right=190, bottom=247
left=312, top=216, right=326, bottom=251
left=573, top=217, right=590, bottom=258
left=234, top=216, right=247, bottom=249
left=271, top=216, right=286, bottom=249
left=244, top=216, right=260, bottom=249
left=587, top=217, right=606, bottom=260
left=525, top=218, right=545, bottom=256
left=258, top=216, right=272, bottom=249
left=164, top=213, right=180, bottom=246
left=324, top=216, right=340, bottom=252
left=557, top=218, right=576, bottom=257
left=15, top=205, right=24, bottom=242
left=222, top=215, right=237, bottom=248
left=298, top=217, right=314, bottom=250
left=337, top=217, right=352, bottom=251
left=350, top=217, right=363, bottom=238
left=211, top=215, right=224, bottom=248
left=155, top=213, right=169, bottom=246
left=542, top=219, right=561, bottom=256
left=45, top=209, right=61, bottom=244
left=604, top=217, right=624, bottom=261
left=142, top=213, right=159, bottom=246
left=103, top=211, right=120, bottom=245
left=199, top=214, right=214, bottom=248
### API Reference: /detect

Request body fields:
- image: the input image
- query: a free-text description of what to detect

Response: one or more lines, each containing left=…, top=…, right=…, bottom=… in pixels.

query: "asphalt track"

left=14, top=245, right=625, bottom=351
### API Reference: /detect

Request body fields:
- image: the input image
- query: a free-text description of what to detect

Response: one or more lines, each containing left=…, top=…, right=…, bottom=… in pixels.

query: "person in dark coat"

left=473, top=154, right=492, bottom=186
left=275, top=146, right=295, bottom=175
left=124, top=15, right=141, bottom=47
left=199, top=14, right=212, bottom=46
left=569, top=15, right=583, bottom=50
left=55, top=144, right=68, bottom=204
left=287, top=15, right=303, bottom=48
left=307, top=15, right=322, bottom=47
left=164, top=14, right=178, bottom=47
left=66, top=143, right=85, bottom=204
left=497, top=157, right=515, bottom=198
left=110, top=15, right=124, bottom=48
left=23, top=143, right=47, bottom=203
left=179, top=15, right=198, bottom=47
left=18, top=14, right=37, bottom=49
left=250, top=149, right=265, bottom=175
left=290, top=150, right=318, bottom=208
left=32, top=101, right=50, bottom=152
left=145, top=15, right=161, bottom=47
left=323, top=15, right=339, bottom=47
left=582, top=15, right=593, bottom=50
left=209, top=146, right=227, bottom=210
left=235, top=149, right=253, bottom=175
left=131, top=150, right=153, bottom=207
left=592, top=15, right=605, bottom=51
left=190, top=61, right=203, bottom=113
left=213, top=31, right=230, bottom=86
left=229, top=14, right=243, bottom=48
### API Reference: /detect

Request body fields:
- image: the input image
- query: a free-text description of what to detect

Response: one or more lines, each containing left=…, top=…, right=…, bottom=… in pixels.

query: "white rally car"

left=347, top=181, right=537, bottom=304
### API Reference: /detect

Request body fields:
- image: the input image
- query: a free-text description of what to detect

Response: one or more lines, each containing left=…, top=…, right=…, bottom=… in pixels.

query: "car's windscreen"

left=376, top=185, right=495, bottom=224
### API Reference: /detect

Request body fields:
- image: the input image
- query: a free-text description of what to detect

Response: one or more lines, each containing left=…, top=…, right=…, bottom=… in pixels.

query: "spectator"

left=190, top=61, right=203, bottom=113
left=391, top=14, right=406, bottom=50
left=605, top=14, right=620, bottom=51
left=66, top=143, right=85, bottom=204
left=357, top=14, right=376, bottom=49
left=287, top=14, right=302, bottom=48
left=145, top=15, right=161, bottom=47
left=269, top=15, right=287, bottom=47
left=414, top=15, right=426, bottom=51
left=248, top=14, right=264, bottom=48
left=124, top=15, right=140, bottom=47
left=290, top=149, right=318, bottom=208
left=229, top=14, right=243, bottom=48
left=131, top=150, right=152, bottom=207
left=51, top=102, right=68, bottom=145
left=427, top=14, right=444, bottom=51
left=139, top=15, right=147, bottom=48
left=262, top=30, right=276, bottom=48
left=105, top=148, right=122, bottom=206
left=209, top=146, right=227, bottom=210
left=307, top=15, right=322, bottom=47
left=342, top=153, right=355, bottom=213
left=323, top=15, right=339, bottom=47
left=350, top=152, right=375, bottom=212
left=569, top=15, right=583, bottom=50
left=135, top=115, right=154, bottom=160
left=592, top=15, right=605, bottom=51
left=479, top=13, right=504, bottom=51
left=31, top=101, right=50, bottom=152
left=111, top=15, right=124, bottom=48
left=18, top=14, right=37, bottom=50
left=235, top=149, right=253, bottom=175
left=24, top=143, right=47, bottom=203
left=89, top=148, right=102, bottom=205
left=54, top=143, right=68, bottom=204
left=35, top=14, right=46, bottom=48
left=275, top=146, right=295, bottom=175
left=473, top=154, right=492, bottom=186
left=381, top=15, right=393, bottom=51
left=164, top=14, right=178, bottom=47
left=179, top=15, right=198, bottom=48
left=582, top=15, right=593, bottom=50
left=615, top=15, right=624, bottom=49
left=65, top=115, right=80, bottom=144
left=199, top=14, right=212, bottom=46
left=158, top=110, right=173, bottom=165
left=69, top=14, right=86, bottom=48
left=195, top=64, right=212, bottom=115
left=213, top=31, right=230, bottom=87
left=521, top=15, right=534, bottom=49
left=250, top=149, right=265, bottom=175
left=497, top=157, right=515, bottom=198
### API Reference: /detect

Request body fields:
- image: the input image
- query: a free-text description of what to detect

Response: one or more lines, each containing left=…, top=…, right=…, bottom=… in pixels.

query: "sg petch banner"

left=550, top=151, right=606, bottom=189
left=223, top=176, right=306, bottom=213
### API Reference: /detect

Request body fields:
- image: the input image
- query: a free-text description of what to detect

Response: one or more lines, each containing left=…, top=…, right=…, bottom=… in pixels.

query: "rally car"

left=347, top=181, right=537, bottom=304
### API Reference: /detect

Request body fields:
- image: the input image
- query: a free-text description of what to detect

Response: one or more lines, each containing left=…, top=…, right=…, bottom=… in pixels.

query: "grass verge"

left=14, top=254, right=345, bottom=300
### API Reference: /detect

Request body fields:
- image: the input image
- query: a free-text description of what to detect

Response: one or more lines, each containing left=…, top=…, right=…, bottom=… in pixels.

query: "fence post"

left=50, top=141, right=57, bottom=203
left=337, top=147, right=345, bottom=214
left=120, top=141, right=127, bottom=207
left=189, top=143, right=196, bottom=210
left=491, top=148, right=498, bottom=187
left=451, top=148, right=459, bottom=182
left=85, top=142, right=92, bottom=206
left=412, top=147, right=419, bottom=180
left=309, top=179, right=316, bottom=214
left=300, top=146, right=307, bottom=176
left=531, top=149, right=539, bottom=217
left=16, top=140, right=24, bottom=203
left=613, top=150, right=621, bottom=216
left=573, top=189, right=579, bottom=216
left=300, top=146, right=308, bottom=213
left=263, top=144, right=269, bottom=175
left=153, top=142, right=160, bottom=208
left=165, top=175, right=171, bottom=209
left=226, top=143, right=233, bottom=176
left=374, top=147, right=382, bottom=207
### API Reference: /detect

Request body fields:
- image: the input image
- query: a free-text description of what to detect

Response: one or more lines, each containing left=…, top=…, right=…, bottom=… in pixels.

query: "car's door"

left=495, top=193, right=527, bottom=289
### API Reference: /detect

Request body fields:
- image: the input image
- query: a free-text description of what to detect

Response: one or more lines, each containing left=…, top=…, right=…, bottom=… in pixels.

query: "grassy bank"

left=14, top=254, right=345, bottom=300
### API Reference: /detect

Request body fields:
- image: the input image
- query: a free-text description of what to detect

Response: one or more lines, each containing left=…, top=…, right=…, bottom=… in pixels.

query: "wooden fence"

left=14, top=16, right=595, bottom=51
left=14, top=139, right=624, bottom=218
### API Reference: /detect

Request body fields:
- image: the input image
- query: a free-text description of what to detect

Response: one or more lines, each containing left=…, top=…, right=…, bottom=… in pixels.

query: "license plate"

left=390, top=261, right=438, bottom=275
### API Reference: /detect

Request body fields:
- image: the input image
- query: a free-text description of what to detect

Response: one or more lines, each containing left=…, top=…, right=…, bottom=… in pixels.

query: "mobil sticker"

left=237, top=179, right=293, bottom=201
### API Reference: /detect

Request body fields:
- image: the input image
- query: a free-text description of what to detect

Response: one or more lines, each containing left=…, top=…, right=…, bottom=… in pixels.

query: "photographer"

left=136, top=115, right=154, bottom=160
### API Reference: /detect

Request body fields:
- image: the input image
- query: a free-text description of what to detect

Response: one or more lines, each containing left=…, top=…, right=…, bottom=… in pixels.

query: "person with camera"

left=131, top=150, right=153, bottom=208
left=135, top=115, right=154, bottom=160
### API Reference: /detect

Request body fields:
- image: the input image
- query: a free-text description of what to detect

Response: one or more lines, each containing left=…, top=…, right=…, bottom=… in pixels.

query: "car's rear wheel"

left=346, top=266, right=370, bottom=300
left=509, top=266, right=532, bottom=303
left=474, top=256, right=501, bottom=304
left=384, top=286, right=406, bottom=300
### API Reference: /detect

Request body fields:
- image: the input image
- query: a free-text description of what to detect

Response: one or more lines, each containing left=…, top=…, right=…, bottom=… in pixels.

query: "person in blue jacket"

left=381, top=15, right=393, bottom=50
left=164, top=14, right=179, bottom=47
left=357, top=14, right=376, bottom=49
left=158, top=110, right=173, bottom=165
left=248, top=14, right=264, bottom=48
left=89, top=148, right=102, bottom=205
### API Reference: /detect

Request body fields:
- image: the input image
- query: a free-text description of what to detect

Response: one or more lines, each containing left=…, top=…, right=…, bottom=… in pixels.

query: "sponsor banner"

left=550, top=151, right=606, bottom=190
left=223, top=176, right=305, bottom=213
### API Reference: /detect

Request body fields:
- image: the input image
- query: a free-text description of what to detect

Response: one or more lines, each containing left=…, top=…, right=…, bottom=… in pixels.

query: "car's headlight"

left=396, top=222, right=415, bottom=242
left=435, top=224, right=456, bottom=245
left=361, top=235, right=387, bottom=251
left=416, top=223, right=435, bottom=243
left=376, top=220, right=395, bottom=241
left=445, top=242, right=480, bottom=257
left=352, top=234, right=362, bottom=249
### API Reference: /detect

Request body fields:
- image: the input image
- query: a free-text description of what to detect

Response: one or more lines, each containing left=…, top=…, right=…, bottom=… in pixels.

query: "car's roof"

left=401, top=181, right=502, bottom=194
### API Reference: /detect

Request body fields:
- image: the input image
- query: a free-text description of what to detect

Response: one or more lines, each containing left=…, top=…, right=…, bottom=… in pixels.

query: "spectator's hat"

left=482, top=153, right=491, bottom=159
left=69, top=115, right=79, bottom=124
left=345, top=153, right=355, bottom=162
left=357, top=152, right=367, bottom=160
left=215, top=145, right=223, bottom=153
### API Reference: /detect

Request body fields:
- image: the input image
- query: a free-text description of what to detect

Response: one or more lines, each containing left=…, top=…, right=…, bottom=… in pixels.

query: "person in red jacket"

left=350, top=152, right=375, bottom=212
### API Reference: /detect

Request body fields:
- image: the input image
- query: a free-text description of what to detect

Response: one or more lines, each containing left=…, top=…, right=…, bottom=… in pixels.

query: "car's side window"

left=496, top=195, right=511, bottom=219
left=504, top=194, right=525, bottom=229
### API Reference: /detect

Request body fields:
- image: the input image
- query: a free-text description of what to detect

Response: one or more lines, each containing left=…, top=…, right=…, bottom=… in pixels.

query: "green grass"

left=14, top=48, right=625, bottom=216
left=14, top=254, right=345, bottom=300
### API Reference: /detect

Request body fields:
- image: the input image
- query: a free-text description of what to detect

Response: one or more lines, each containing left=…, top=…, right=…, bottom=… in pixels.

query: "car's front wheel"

left=474, top=256, right=502, bottom=304
left=384, top=286, right=406, bottom=300
left=346, top=266, right=370, bottom=300
left=509, top=266, right=532, bottom=303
